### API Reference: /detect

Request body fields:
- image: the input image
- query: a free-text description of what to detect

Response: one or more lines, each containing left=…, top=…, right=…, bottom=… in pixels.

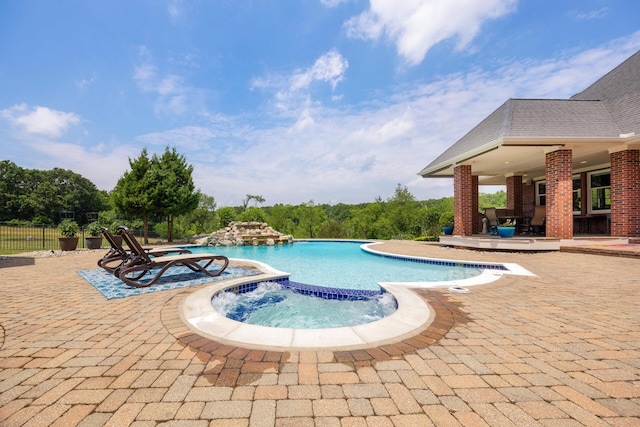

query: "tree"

left=111, top=149, right=156, bottom=243
left=263, top=204, right=297, bottom=235
left=317, top=220, right=348, bottom=238
left=0, top=161, right=106, bottom=224
left=112, top=147, right=199, bottom=243
left=294, top=201, right=327, bottom=238
left=216, top=207, right=237, bottom=228
left=241, top=194, right=265, bottom=210
left=150, top=147, right=199, bottom=242
left=237, top=206, right=267, bottom=223
left=348, top=197, right=387, bottom=239
left=386, top=184, right=420, bottom=238
left=479, top=190, right=506, bottom=210
left=0, top=161, right=27, bottom=221
left=186, top=193, right=217, bottom=235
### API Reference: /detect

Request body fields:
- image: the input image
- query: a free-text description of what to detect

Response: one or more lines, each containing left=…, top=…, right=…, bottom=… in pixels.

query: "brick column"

left=454, top=165, right=475, bottom=236
left=506, top=175, right=523, bottom=217
left=472, top=175, right=480, bottom=234
left=545, top=149, right=573, bottom=239
left=522, top=182, right=535, bottom=219
left=610, top=149, right=640, bottom=237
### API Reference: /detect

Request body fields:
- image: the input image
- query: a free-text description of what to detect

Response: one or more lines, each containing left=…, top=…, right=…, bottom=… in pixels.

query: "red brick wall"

left=611, top=149, right=640, bottom=237
left=472, top=175, right=480, bottom=233
left=522, top=182, right=535, bottom=219
left=454, top=165, right=475, bottom=236
left=506, top=175, right=523, bottom=217
left=545, top=149, right=573, bottom=239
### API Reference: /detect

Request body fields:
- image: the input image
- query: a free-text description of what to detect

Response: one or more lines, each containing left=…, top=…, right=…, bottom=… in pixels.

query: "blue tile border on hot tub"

left=221, top=277, right=386, bottom=302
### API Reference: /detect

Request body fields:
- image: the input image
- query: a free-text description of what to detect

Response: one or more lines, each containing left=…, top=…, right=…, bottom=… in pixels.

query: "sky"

left=2, top=1, right=640, bottom=207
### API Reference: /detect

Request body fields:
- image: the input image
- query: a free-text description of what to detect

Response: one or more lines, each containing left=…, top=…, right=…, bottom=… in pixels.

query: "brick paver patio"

left=1, top=241, right=639, bottom=426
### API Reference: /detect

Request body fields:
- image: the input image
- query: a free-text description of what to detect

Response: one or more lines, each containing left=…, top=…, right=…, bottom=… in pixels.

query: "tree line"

left=1, top=148, right=506, bottom=242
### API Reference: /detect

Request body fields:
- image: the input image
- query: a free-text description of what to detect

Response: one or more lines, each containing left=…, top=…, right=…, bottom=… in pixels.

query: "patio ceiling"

left=421, top=136, right=639, bottom=185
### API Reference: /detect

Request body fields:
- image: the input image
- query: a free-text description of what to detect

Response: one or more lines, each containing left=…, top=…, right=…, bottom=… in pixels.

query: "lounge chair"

left=97, top=227, right=192, bottom=274
left=529, top=205, right=546, bottom=235
left=484, top=208, right=499, bottom=234
left=115, top=226, right=229, bottom=288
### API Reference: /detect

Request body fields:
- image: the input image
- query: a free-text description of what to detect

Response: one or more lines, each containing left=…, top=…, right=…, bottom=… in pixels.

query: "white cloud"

left=76, top=74, right=97, bottom=90
left=189, top=34, right=640, bottom=205
left=0, top=104, right=80, bottom=138
left=253, top=50, right=348, bottom=110
left=5, top=35, right=640, bottom=207
left=168, top=0, right=186, bottom=22
left=133, top=63, right=157, bottom=91
left=28, top=140, right=136, bottom=191
left=137, top=125, right=216, bottom=150
left=572, top=7, right=608, bottom=21
left=345, top=0, right=517, bottom=65
left=292, top=50, right=349, bottom=91
left=133, top=47, right=205, bottom=117
left=320, top=0, right=350, bottom=7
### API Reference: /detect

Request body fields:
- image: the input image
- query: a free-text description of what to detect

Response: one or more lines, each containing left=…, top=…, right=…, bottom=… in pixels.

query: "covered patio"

left=419, top=51, right=640, bottom=245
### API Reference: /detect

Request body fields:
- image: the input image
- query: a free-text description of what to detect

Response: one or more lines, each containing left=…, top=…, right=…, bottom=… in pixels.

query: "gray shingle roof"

left=420, top=50, right=640, bottom=176
left=571, top=50, right=640, bottom=134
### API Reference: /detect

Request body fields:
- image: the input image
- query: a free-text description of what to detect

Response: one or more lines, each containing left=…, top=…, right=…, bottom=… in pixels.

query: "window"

left=536, top=182, right=546, bottom=206
left=588, top=170, right=611, bottom=212
left=573, top=175, right=581, bottom=213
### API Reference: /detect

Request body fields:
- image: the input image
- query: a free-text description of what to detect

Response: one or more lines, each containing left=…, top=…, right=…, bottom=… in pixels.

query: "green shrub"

left=438, top=211, right=455, bottom=227
left=86, top=221, right=102, bottom=237
left=58, top=219, right=79, bottom=237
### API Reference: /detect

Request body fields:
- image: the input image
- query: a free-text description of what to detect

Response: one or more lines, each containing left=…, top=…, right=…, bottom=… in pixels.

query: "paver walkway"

left=0, top=241, right=639, bottom=426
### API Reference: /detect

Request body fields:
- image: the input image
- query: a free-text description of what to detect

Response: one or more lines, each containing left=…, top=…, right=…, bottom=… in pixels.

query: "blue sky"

left=2, top=1, right=640, bottom=207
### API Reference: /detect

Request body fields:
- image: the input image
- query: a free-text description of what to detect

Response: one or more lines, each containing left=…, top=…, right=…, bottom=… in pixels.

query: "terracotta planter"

left=58, top=237, right=79, bottom=251
left=85, top=237, right=103, bottom=250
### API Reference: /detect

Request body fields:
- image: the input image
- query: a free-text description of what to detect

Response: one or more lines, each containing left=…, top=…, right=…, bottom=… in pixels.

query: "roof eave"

left=418, top=135, right=630, bottom=178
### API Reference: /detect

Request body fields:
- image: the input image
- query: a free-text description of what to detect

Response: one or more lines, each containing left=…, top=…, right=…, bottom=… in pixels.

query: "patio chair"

left=484, top=208, right=499, bottom=234
left=114, top=226, right=229, bottom=288
left=97, top=227, right=192, bottom=273
left=529, top=205, right=546, bottom=235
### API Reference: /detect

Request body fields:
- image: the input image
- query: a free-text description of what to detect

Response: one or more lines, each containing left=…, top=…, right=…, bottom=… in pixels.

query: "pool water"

left=190, top=241, right=482, bottom=291
left=212, top=281, right=397, bottom=329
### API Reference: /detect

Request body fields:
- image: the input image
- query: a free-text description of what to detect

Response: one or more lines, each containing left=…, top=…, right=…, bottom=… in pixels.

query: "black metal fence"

left=0, top=223, right=88, bottom=254
left=0, top=222, right=155, bottom=254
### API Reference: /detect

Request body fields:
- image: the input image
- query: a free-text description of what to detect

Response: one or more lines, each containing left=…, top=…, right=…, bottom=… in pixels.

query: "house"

left=418, top=50, right=640, bottom=239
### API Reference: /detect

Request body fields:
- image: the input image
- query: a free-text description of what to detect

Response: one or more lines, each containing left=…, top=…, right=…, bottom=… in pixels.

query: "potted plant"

left=439, top=212, right=455, bottom=235
left=58, top=219, right=80, bottom=251
left=497, top=219, right=516, bottom=238
left=85, top=221, right=103, bottom=250
left=109, top=221, right=125, bottom=247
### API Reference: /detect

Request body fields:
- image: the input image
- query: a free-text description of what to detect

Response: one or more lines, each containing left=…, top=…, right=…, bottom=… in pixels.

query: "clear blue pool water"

left=189, top=241, right=482, bottom=291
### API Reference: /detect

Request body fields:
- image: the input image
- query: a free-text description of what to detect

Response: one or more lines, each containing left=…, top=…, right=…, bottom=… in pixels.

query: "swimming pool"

left=188, top=240, right=486, bottom=291
left=181, top=241, right=534, bottom=350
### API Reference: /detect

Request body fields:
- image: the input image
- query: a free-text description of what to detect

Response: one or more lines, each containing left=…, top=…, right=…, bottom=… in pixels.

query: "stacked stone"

left=196, top=221, right=293, bottom=246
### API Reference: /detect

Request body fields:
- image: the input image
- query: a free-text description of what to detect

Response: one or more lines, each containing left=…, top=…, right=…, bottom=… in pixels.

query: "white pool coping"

left=180, top=252, right=535, bottom=351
